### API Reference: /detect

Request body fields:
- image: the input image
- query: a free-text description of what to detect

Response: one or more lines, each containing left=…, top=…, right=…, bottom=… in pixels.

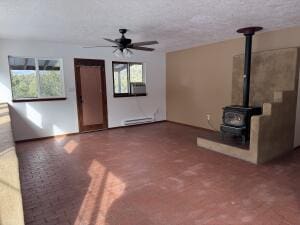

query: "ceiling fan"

left=84, top=29, right=159, bottom=57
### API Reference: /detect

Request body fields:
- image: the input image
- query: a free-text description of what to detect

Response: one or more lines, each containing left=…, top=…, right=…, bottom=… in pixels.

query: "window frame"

left=112, top=61, right=146, bottom=98
left=8, top=56, right=66, bottom=102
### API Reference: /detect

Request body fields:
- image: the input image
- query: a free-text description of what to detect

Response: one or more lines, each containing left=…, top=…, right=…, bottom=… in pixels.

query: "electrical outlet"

left=206, top=114, right=211, bottom=121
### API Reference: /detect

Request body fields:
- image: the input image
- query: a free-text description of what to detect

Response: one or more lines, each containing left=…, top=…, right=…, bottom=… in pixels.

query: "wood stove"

left=221, top=105, right=261, bottom=143
left=220, top=26, right=263, bottom=144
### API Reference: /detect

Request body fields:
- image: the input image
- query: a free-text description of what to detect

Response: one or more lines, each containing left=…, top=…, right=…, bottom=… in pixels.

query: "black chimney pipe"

left=237, top=26, right=263, bottom=107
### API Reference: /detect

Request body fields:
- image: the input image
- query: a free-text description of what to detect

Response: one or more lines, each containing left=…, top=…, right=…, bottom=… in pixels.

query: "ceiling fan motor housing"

left=119, top=29, right=127, bottom=34
left=116, top=38, right=132, bottom=49
left=116, top=29, right=132, bottom=49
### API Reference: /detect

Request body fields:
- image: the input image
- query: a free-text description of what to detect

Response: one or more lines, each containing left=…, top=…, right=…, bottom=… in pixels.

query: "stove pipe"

left=237, top=26, right=263, bottom=107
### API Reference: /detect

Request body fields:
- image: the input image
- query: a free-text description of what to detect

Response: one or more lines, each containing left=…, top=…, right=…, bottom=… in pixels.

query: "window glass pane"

left=11, top=70, right=38, bottom=99
left=114, top=72, right=119, bottom=93
left=113, top=63, right=129, bottom=94
left=9, top=56, right=35, bottom=70
left=129, top=63, right=143, bottom=83
left=9, top=56, right=38, bottom=99
left=38, top=59, right=64, bottom=97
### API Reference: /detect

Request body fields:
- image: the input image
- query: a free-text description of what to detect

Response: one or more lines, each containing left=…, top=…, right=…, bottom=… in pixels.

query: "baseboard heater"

left=123, top=117, right=154, bottom=126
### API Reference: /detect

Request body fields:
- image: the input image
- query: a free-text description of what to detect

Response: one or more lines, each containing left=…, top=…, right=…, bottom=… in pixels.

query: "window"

left=113, top=62, right=146, bottom=97
left=9, top=56, right=65, bottom=101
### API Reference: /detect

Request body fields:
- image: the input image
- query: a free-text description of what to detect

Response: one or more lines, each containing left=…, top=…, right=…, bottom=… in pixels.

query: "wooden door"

left=74, top=58, right=108, bottom=132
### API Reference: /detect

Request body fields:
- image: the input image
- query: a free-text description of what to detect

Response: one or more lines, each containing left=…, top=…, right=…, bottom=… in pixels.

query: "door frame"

left=74, top=58, right=108, bottom=132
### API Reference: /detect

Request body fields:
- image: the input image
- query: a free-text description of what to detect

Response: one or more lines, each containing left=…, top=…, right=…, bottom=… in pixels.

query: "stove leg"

left=242, top=135, right=246, bottom=145
left=220, top=131, right=224, bottom=140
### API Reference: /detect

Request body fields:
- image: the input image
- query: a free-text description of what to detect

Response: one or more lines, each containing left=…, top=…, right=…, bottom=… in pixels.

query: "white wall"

left=0, top=39, right=166, bottom=141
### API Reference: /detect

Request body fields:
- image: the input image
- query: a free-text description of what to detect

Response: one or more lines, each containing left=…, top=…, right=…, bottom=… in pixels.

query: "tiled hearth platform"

left=197, top=131, right=254, bottom=163
left=196, top=126, right=253, bottom=163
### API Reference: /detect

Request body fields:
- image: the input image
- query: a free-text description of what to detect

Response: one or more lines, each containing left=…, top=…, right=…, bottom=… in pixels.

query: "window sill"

left=12, top=97, right=67, bottom=103
left=114, top=93, right=147, bottom=98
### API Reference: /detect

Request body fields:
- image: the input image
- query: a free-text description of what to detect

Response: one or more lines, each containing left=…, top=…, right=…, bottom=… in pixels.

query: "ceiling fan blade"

left=83, top=45, right=118, bottom=48
left=130, top=41, right=159, bottom=46
left=103, top=38, right=119, bottom=44
left=128, top=46, right=155, bottom=51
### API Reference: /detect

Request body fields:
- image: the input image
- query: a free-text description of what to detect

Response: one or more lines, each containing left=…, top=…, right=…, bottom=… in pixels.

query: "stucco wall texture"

left=235, top=48, right=299, bottom=163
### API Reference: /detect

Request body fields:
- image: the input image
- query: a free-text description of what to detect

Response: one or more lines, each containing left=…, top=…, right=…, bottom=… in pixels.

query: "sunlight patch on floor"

left=54, top=135, right=66, bottom=142
left=74, top=160, right=125, bottom=225
left=63, top=140, right=78, bottom=154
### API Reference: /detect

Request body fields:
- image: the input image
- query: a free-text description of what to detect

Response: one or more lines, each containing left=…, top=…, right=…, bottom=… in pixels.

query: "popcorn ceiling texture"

left=0, top=0, right=300, bottom=51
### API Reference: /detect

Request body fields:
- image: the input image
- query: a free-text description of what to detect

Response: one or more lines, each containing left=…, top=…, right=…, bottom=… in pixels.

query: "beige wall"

left=166, top=26, right=300, bottom=147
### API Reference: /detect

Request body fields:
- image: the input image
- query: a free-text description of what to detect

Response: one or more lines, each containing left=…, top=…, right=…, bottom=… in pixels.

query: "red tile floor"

left=16, top=122, right=300, bottom=225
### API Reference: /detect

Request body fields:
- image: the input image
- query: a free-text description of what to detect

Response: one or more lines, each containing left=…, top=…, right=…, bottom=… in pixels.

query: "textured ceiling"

left=1, top=0, right=300, bottom=52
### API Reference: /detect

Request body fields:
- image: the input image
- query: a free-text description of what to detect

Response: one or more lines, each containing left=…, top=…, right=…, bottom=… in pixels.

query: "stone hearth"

left=197, top=48, right=299, bottom=164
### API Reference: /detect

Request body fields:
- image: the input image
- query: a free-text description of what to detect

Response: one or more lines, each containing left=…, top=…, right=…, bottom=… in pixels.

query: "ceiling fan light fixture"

left=113, top=48, right=133, bottom=58
left=123, top=48, right=133, bottom=58
left=113, top=48, right=123, bottom=57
